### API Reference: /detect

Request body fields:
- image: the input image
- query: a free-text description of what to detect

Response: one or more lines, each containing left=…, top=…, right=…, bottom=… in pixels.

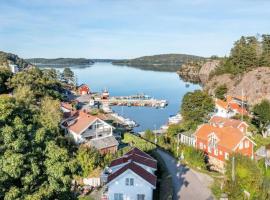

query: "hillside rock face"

left=205, top=67, right=270, bottom=105
left=177, top=59, right=220, bottom=84
left=198, top=60, right=220, bottom=84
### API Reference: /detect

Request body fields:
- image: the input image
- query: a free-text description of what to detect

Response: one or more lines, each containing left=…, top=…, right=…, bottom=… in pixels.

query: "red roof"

left=107, top=161, right=157, bottom=187
left=109, top=153, right=157, bottom=169
left=209, top=116, right=248, bottom=129
left=195, top=124, right=245, bottom=150
left=68, top=111, right=98, bottom=134
left=229, top=102, right=248, bottom=115
left=125, top=147, right=155, bottom=161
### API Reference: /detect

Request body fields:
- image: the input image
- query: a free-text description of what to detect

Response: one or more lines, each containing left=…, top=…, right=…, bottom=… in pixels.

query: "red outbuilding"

left=78, top=84, right=90, bottom=95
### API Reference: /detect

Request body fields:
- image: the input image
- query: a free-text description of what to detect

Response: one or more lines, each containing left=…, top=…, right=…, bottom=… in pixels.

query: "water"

left=54, top=62, right=200, bottom=132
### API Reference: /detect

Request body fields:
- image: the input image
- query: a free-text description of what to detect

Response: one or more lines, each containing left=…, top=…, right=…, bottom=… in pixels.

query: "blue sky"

left=0, top=0, right=269, bottom=59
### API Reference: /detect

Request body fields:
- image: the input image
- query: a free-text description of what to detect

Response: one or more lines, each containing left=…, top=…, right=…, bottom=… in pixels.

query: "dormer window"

left=208, top=133, right=218, bottom=149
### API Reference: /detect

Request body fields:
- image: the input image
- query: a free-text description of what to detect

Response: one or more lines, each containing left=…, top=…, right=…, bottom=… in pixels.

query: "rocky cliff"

left=177, top=59, right=220, bottom=84
left=178, top=59, right=270, bottom=105
left=205, top=67, right=270, bottom=105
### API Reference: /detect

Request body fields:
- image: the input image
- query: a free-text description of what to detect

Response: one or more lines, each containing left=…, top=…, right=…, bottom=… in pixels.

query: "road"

left=156, top=149, right=214, bottom=200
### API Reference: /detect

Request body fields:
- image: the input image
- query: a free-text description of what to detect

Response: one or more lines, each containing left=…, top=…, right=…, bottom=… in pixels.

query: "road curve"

left=156, top=149, right=214, bottom=200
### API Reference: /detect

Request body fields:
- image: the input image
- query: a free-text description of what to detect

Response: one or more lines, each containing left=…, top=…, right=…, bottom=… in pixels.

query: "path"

left=156, top=149, right=214, bottom=200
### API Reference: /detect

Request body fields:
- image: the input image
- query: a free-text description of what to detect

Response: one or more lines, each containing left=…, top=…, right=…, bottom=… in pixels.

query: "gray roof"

left=89, top=136, right=119, bottom=150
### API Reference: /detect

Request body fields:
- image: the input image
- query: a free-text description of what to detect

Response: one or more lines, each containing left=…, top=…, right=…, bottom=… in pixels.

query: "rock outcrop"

left=198, top=60, right=220, bottom=84
left=205, top=67, right=270, bottom=105
left=177, top=59, right=220, bottom=84
left=178, top=58, right=270, bottom=106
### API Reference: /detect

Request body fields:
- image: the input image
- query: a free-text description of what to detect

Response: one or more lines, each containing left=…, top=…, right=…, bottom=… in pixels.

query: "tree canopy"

left=181, top=90, right=214, bottom=127
left=252, top=100, right=270, bottom=137
left=213, top=34, right=270, bottom=76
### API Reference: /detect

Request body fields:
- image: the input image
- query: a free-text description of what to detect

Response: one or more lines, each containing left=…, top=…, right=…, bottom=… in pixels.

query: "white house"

left=62, top=110, right=118, bottom=154
left=9, top=63, right=19, bottom=73
left=213, top=98, right=236, bottom=118
left=104, top=147, right=157, bottom=200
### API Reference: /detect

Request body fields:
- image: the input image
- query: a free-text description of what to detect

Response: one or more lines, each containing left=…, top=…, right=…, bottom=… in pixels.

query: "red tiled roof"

left=229, top=102, right=248, bottom=115
left=125, top=147, right=155, bottom=161
left=195, top=124, right=245, bottom=150
left=107, top=161, right=157, bottom=187
left=68, top=111, right=98, bottom=134
left=109, top=153, right=157, bottom=169
left=61, top=102, right=73, bottom=111
left=209, top=116, right=248, bottom=129
left=215, top=99, right=228, bottom=110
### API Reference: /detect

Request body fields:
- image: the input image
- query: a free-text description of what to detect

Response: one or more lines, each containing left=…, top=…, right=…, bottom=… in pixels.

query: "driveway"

left=156, top=149, right=214, bottom=200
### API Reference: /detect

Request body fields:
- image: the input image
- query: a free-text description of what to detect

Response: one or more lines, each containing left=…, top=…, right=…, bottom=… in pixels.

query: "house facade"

left=78, top=84, right=90, bottom=95
left=62, top=111, right=118, bottom=154
left=213, top=98, right=248, bottom=118
left=195, top=124, right=255, bottom=172
left=104, top=148, right=157, bottom=200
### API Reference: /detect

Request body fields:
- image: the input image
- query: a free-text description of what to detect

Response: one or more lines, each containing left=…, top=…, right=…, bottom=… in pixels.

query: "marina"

left=58, top=62, right=201, bottom=131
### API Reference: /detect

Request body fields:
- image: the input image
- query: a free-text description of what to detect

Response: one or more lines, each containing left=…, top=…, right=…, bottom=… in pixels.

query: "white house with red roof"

left=103, top=147, right=157, bottom=200
left=62, top=111, right=118, bottom=154
left=214, top=97, right=248, bottom=118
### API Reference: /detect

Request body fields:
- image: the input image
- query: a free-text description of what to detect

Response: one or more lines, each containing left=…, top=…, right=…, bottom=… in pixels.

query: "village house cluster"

left=180, top=95, right=255, bottom=172
left=59, top=84, right=157, bottom=199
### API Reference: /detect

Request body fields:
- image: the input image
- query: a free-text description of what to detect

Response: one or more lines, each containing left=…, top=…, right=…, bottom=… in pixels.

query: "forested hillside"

left=26, top=58, right=94, bottom=66
left=0, top=51, right=33, bottom=69
left=113, top=54, right=205, bottom=72
left=177, top=34, right=270, bottom=105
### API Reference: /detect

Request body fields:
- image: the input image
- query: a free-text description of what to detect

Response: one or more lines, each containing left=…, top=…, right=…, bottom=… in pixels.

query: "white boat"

left=161, top=125, right=169, bottom=130
left=111, top=113, right=138, bottom=128
left=168, top=113, right=182, bottom=124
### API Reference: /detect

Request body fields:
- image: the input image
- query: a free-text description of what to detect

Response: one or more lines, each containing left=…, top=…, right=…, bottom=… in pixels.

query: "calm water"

left=56, top=62, right=200, bottom=131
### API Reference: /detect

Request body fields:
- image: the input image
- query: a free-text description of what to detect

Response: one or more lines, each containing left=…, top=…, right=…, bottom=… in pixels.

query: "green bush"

left=183, top=146, right=206, bottom=169
left=215, top=84, right=227, bottom=100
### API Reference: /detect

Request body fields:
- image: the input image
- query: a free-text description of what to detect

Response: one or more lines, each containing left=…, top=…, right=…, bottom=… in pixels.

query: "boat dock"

left=100, top=94, right=168, bottom=108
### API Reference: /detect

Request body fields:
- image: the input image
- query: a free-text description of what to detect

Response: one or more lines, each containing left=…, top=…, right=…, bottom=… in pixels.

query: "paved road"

left=156, top=149, right=214, bottom=200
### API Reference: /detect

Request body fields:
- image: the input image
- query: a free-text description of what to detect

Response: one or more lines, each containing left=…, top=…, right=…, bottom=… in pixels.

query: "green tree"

left=62, top=68, right=75, bottom=86
left=181, top=90, right=214, bottom=126
left=0, top=93, right=76, bottom=199
left=224, top=154, right=263, bottom=199
left=261, top=34, right=270, bottom=66
left=76, top=146, right=102, bottom=177
left=252, top=100, right=270, bottom=137
left=215, top=84, right=227, bottom=100
left=0, top=67, right=12, bottom=93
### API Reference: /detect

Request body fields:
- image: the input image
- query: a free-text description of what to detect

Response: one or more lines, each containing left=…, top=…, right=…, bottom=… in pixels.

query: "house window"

left=208, top=146, right=212, bottom=153
left=125, top=178, right=134, bottom=186
left=245, top=140, right=249, bottom=148
left=214, top=149, right=218, bottom=156
left=239, top=141, right=243, bottom=149
left=137, top=194, right=145, bottom=200
left=114, top=193, right=123, bottom=200
left=225, top=152, right=229, bottom=160
left=208, top=134, right=218, bottom=149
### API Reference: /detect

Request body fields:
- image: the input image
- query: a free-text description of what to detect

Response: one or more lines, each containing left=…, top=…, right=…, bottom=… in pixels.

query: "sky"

left=0, top=0, right=270, bottom=59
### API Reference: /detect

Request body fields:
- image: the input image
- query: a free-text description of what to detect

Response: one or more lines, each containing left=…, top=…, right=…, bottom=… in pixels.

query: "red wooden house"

left=78, top=84, right=90, bottom=95
left=194, top=124, right=255, bottom=172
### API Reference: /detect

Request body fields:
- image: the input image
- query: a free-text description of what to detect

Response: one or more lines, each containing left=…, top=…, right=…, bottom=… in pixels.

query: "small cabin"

left=78, top=84, right=90, bottom=95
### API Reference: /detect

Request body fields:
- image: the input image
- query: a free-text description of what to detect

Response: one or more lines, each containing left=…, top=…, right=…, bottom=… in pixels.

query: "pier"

left=99, top=94, right=168, bottom=108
